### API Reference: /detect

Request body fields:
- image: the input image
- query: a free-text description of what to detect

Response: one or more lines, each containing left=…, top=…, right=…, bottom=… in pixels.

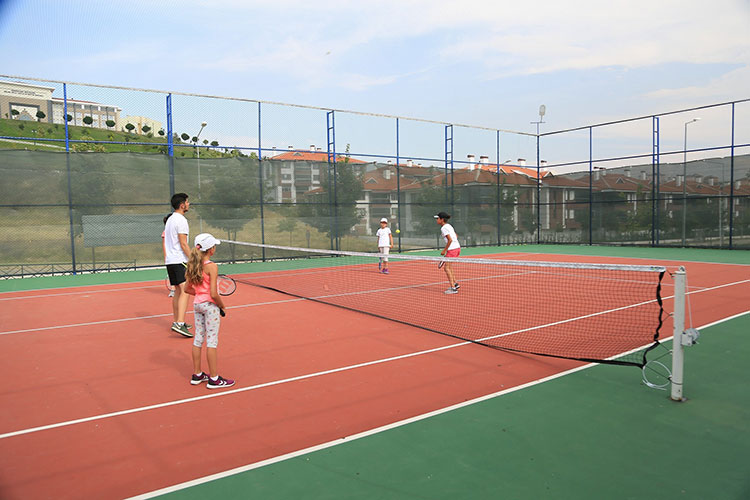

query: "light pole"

left=195, top=121, right=207, bottom=160
left=195, top=121, right=207, bottom=198
left=195, top=121, right=207, bottom=232
left=681, top=118, right=700, bottom=246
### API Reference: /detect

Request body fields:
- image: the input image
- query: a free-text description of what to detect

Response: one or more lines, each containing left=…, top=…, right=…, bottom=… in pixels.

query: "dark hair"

left=171, top=193, right=188, bottom=210
left=163, top=214, right=171, bottom=225
left=436, top=211, right=451, bottom=220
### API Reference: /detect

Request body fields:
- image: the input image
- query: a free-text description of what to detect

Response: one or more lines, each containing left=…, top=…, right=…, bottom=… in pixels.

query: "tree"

left=66, top=114, right=73, bottom=123
left=180, top=133, right=190, bottom=141
left=158, top=129, right=165, bottom=136
left=83, top=115, right=93, bottom=126
left=210, top=140, right=219, bottom=147
left=35, top=110, right=46, bottom=122
left=203, top=139, right=208, bottom=145
left=297, top=145, right=364, bottom=246
left=125, top=123, right=135, bottom=133
left=277, top=217, right=298, bottom=245
left=200, top=158, right=265, bottom=260
left=11, top=109, right=19, bottom=119
left=142, top=125, right=151, bottom=134
left=106, top=119, right=116, bottom=128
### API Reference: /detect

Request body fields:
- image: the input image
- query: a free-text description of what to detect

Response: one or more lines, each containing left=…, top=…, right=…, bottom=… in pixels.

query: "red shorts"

left=445, top=248, right=461, bottom=258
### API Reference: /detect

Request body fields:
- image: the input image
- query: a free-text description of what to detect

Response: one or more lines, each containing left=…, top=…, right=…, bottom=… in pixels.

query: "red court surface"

left=0, top=253, right=748, bottom=499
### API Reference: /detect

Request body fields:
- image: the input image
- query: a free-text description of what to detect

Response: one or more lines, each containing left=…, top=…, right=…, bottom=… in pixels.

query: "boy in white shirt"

left=376, top=217, right=394, bottom=274
left=434, top=211, right=461, bottom=294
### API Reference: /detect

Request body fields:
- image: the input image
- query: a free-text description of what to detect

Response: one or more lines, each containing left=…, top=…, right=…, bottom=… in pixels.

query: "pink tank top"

left=193, top=260, right=215, bottom=304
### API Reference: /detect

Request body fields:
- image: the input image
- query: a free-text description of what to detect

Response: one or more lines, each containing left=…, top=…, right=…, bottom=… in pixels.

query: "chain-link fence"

left=1, top=75, right=748, bottom=277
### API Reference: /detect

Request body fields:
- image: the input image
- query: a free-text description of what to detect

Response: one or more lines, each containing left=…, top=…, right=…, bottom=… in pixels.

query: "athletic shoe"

left=168, top=289, right=175, bottom=297
left=190, top=372, right=209, bottom=385
left=453, top=283, right=460, bottom=291
left=207, top=376, right=235, bottom=389
left=185, top=323, right=192, bottom=329
left=382, top=269, right=389, bottom=274
left=171, top=322, right=193, bottom=338
left=444, top=287, right=458, bottom=294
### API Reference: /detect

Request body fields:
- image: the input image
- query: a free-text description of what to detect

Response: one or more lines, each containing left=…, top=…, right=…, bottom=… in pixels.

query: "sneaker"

left=207, top=376, right=235, bottom=389
left=382, top=269, right=389, bottom=274
left=444, top=287, right=458, bottom=294
left=168, top=289, right=175, bottom=297
left=190, top=372, right=209, bottom=385
left=171, top=322, right=193, bottom=338
left=453, top=283, right=460, bottom=291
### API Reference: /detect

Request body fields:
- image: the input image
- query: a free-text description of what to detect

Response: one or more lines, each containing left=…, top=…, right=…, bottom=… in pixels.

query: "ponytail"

left=186, top=246, right=208, bottom=285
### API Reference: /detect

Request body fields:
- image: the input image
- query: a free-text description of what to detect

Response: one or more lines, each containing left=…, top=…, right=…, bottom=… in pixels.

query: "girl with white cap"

left=184, top=233, right=234, bottom=389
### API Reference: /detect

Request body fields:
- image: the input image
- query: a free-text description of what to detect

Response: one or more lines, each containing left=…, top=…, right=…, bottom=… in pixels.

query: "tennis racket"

left=438, top=259, right=446, bottom=269
left=217, top=274, right=237, bottom=296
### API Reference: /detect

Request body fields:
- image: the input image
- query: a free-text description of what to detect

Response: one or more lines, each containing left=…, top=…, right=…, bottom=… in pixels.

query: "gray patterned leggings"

left=193, top=301, right=221, bottom=348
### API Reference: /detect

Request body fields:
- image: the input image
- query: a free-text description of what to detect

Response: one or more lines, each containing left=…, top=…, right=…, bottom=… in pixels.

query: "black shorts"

left=166, top=263, right=187, bottom=286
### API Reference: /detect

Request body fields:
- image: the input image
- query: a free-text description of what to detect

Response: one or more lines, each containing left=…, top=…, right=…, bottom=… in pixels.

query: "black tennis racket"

left=438, top=259, right=446, bottom=269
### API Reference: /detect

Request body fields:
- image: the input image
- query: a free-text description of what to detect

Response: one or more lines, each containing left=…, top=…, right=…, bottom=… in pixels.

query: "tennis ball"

left=395, top=229, right=400, bottom=233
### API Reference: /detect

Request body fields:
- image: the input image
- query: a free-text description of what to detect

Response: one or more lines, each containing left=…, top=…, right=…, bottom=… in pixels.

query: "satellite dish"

left=539, top=105, right=546, bottom=117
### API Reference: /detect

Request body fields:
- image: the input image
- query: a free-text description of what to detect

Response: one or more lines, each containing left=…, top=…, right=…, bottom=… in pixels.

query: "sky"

left=0, top=0, right=748, bottom=169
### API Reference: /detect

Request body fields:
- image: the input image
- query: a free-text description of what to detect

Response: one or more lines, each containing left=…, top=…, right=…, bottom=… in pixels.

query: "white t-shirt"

left=164, top=212, right=189, bottom=264
left=441, top=223, right=460, bottom=250
left=376, top=227, right=392, bottom=248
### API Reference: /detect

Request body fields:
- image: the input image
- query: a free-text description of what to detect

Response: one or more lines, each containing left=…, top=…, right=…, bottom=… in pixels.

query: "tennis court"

left=0, top=245, right=748, bottom=499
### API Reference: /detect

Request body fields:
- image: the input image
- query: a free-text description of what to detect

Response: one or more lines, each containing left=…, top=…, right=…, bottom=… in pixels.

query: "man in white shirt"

left=434, top=211, right=461, bottom=294
left=164, top=193, right=193, bottom=337
left=375, top=217, right=394, bottom=274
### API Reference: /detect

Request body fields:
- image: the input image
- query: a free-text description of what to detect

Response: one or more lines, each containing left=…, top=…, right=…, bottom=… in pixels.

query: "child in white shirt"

left=376, top=218, right=394, bottom=274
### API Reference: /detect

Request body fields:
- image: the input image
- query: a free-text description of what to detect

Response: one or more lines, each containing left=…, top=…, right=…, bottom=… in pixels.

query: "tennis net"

left=220, top=240, right=668, bottom=367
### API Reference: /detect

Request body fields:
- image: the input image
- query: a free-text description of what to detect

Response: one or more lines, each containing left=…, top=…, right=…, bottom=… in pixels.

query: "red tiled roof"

left=270, top=151, right=368, bottom=164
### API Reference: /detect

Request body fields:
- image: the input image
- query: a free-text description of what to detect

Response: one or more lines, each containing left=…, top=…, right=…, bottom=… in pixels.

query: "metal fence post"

left=258, top=102, right=266, bottom=261
left=396, top=118, right=401, bottom=252
left=166, top=93, right=175, bottom=196
left=64, top=83, right=77, bottom=274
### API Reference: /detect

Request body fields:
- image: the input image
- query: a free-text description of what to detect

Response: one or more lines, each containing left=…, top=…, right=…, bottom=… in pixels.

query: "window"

left=568, top=209, right=575, bottom=219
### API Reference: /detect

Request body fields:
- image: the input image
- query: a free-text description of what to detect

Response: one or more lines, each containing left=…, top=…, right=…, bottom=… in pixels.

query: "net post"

left=670, top=266, right=686, bottom=401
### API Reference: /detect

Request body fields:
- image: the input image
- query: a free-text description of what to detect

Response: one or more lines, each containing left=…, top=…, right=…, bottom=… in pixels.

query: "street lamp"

left=195, top=121, right=207, bottom=198
left=682, top=118, right=700, bottom=246
left=195, top=121, right=207, bottom=159
left=531, top=105, right=546, bottom=135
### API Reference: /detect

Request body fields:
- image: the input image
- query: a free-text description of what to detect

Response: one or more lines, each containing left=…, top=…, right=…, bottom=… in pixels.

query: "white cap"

left=194, top=233, right=220, bottom=250
left=380, top=218, right=388, bottom=223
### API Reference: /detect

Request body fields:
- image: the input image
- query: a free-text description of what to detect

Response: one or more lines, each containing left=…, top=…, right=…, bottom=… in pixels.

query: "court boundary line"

left=126, top=310, right=750, bottom=500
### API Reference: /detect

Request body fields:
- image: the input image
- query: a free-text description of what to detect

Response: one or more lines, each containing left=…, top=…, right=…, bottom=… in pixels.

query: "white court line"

left=3, top=277, right=748, bottom=439
left=127, top=308, right=750, bottom=500
left=0, top=284, right=163, bottom=301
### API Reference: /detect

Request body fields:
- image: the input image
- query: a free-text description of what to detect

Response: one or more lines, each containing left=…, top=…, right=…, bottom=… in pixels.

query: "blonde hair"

left=186, top=246, right=209, bottom=285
